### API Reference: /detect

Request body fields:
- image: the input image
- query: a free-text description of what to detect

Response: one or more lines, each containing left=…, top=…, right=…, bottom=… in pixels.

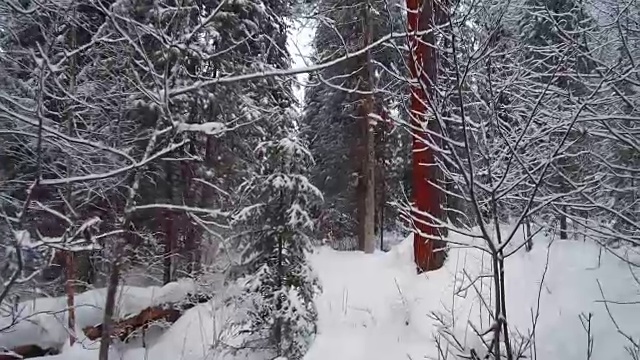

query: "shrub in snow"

left=232, top=135, right=321, bottom=360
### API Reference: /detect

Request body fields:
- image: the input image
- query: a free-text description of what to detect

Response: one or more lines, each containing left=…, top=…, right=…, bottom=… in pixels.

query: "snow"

left=0, top=279, right=196, bottom=351
left=121, top=300, right=244, bottom=360
left=305, top=229, right=640, bottom=360
left=14, top=229, right=36, bottom=247
left=6, top=227, right=640, bottom=360
left=3, top=300, right=244, bottom=360
left=176, top=122, right=226, bottom=135
left=286, top=19, right=314, bottom=107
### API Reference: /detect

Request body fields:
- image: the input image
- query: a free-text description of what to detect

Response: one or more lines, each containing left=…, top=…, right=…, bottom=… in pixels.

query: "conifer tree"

left=234, top=133, right=321, bottom=359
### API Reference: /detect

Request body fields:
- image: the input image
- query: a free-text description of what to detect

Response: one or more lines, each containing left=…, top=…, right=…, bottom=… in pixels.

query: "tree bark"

left=84, top=293, right=211, bottom=342
left=357, top=0, right=376, bottom=254
left=98, top=255, right=120, bottom=360
left=361, top=97, right=376, bottom=254
left=163, top=208, right=175, bottom=285
left=196, top=135, right=217, bottom=261
left=98, top=119, right=166, bottom=360
left=64, top=7, right=77, bottom=344
left=181, top=139, right=200, bottom=275
left=408, top=0, right=445, bottom=272
left=0, top=345, right=58, bottom=360
left=378, top=110, right=387, bottom=251
left=163, top=162, right=176, bottom=284
left=525, top=218, right=533, bottom=251
left=65, top=252, right=76, bottom=345
left=560, top=209, right=568, bottom=240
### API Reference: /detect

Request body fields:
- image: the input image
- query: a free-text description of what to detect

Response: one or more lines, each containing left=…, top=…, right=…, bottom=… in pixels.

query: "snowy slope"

left=306, top=231, right=640, bottom=360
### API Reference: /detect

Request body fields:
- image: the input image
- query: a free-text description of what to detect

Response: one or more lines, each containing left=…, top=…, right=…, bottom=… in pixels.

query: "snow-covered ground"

left=3, top=228, right=640, bottom=360
left=0, top=279, right=199, bottom=354
left=307, top=230, right=640, bottom=360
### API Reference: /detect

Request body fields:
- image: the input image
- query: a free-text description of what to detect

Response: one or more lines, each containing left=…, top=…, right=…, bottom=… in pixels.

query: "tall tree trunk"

left=408, top=0, right=445, bottom=272
left=198, top=136, right=217, bottom=258
left=357, top=0, right=376, bottom=254
left=181, top=139, right=200, bottom=275
left=65, top=7, right=77, bottom=344
left=163, top=208, right=175, bottom=284
left=378, top=109, right=387, bottom=251
left=275, top=210, right=284, bottom=354
left=361, top=99, right=376, bottom=254
left=560, top=208, right=568, bottom=240
left=524, top=218, right=533, bottom=251
left=99, top=122, right=165, bottom=360
left=65, top=252, right=76, bottom=345
left=98, top=254, right=121, bottom=360
left=182, top=100, right=201, bottom=275
left=163, top=163, right=175, bottom=284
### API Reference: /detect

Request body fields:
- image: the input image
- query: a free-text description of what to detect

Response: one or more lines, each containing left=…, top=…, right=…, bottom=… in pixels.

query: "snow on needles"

left=175, top=122, right=226, bottom=135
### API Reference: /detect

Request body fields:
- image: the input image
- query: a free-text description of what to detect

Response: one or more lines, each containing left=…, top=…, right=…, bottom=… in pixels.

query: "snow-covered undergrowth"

left=307, top=229, right=640, bottom=360
left=0, top=279, right=198, bottom=352
left=1, top=278, right=252, bottom=360
left=3, top=227, right=640, bottom=360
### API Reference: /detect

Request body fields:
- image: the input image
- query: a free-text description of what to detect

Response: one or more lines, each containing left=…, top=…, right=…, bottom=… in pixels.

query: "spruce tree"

left=234, top=133, right=321, bottom=359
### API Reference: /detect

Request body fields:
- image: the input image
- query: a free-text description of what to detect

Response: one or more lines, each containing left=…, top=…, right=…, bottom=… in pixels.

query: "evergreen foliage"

left=234, top=134, right=321, bottom=359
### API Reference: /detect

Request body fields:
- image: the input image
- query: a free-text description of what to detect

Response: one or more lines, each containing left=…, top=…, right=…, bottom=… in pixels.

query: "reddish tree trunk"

left=407, top=0, right=445, bottom=272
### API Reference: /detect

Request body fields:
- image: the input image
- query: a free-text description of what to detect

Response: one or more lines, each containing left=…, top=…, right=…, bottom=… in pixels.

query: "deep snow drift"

left=2, top=228, right=639, bottom=360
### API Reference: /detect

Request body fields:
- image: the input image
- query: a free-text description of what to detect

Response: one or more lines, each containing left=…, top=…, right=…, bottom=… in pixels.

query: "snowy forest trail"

left=306, top=239, right=439, bottom=360
left=306, top=232, right=640, bottom=360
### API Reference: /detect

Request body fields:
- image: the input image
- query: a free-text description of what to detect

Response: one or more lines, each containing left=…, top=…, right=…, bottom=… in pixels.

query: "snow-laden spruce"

left=231, top=135, right=322, bottom=360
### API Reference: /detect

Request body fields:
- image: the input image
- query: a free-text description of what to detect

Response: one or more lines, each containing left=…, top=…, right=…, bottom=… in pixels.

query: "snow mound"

left=306, top=231, right=640, bottom=360
left=0, top=279, right=196, bottom=350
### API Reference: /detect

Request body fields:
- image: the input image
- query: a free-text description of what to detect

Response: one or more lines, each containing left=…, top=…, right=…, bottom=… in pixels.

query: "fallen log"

left=83, top=305, right=181, bottom=341
left=83, top=293, right=211, bottom=342
left=0, top=345, right=59, bottom=360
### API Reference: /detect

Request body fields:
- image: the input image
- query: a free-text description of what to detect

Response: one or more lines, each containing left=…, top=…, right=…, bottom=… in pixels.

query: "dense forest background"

left=1, top=0, right=639, bottom=358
